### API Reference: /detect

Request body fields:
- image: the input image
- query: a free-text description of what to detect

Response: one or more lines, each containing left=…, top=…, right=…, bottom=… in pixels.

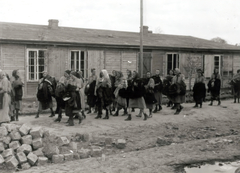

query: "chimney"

left=48, top=19, right=59, bottom=29
left=143, top=26, right=149, bottom=36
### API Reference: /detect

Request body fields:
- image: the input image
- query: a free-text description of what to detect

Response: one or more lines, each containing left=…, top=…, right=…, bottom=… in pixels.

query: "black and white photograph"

left=0, top=0, right=240, bottom=172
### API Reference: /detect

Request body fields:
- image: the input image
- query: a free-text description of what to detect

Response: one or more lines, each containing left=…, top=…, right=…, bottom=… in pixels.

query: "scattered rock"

left=33, top=148, right=44, bottom=157
left=105, top=137, right=113, bottom=145
left=21, top=135, right=32, bottom=145
left=73, top=153, right=80, bottom=160
left=21, top=162, right=31, bottom=170
left=0, top=154, right=4, bottom=164
left=78, top=149, right=91, bottom=159
left=32, top=138, right=43, bottom=150
left=19, top=124, right=31, bottom=136
left=156, top=137, right=172, bottom=146
left=42, top=144, right=59, bottom=159
left=91, top=147, right=103, bottom=157
left=69, top=142, right=78, bottom=151
left=3, top=136, right=11, bottom=145
left=116, top=139, right=126, bottom=149
left=30, top=127, right=43, bottom=139
left=0, top=142, right=5, bottom=152
left=0, top=127, right=8, bottom=137
left=17, top=144, right=32, bottom=155
left=27, top=152, right=38, bottom=166
left=9, top=131, right=21, bottom=141
left=9, top=141, right=21, bottom=150
left=1, top=123, right=18, bottom=133
left=235, top=167, right=240, bottom=173
left=52, top=154, right=64, bottom=163
left=16, top=152, right=27, bottom=164
left=57, top=137, right=70, bottom=146
left=5, top=156, right=19, bottom=169
left=37, top=157, right=48, bottom=166
left=64, top=153, right=74, bottom=161
left=2, top=148, right=14, bottom=158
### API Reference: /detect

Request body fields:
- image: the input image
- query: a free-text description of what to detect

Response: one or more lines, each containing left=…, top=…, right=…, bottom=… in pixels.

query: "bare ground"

left=3, top=99, right=240, bottom=173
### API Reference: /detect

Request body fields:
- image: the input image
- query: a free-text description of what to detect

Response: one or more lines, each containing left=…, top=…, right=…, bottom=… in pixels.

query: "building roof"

left=0, top=21, right=240, bottom=51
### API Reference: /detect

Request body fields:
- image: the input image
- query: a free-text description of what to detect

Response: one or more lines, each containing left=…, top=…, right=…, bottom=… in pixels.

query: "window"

left=27, top=49, right=46, bottom=81
left=214, top=55, right=221, bottom=72
left=167, top=53, right=179, bottom=74
left=71, top=51, right=87, bottom=78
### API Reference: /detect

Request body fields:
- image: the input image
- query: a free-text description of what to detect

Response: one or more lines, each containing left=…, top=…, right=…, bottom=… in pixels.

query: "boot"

left=82, top=110, right=86, bottom=119
left=125, top=114, right=132, bottom=121
left=143, top=113, right=148, bottom=120
left=122, top=108, right=128, bottom=116
left=66, top=118, right=74, bottom=126
left=113, top=109, right=119, bottom=116
left=10, top=116, right=15, bottom=122
left=95, top=114, right=102, bottom=119
left=49, top=108, right=55, bottom=117
left=153, top=105, right=158, bottom=113
left=54, top=117, right=61, bottom=122
left=218, top=99, right=221, bottom=106
left=131, top=108, right=135, bottom=112
left=174, top=109, right=180, bottom=115
left=193, top=103, right=198, bottom=108
left=103, top=110, right=109, bottom=119
left=158, top=105, right=162, bottom=111
left=16, top=110, right=19, bottom=121
left=148, top=109, right=152, bottom=118
left=209, top=100, right=213, bottom=106
left=78, top=113, right=82, bottom=124
left=86, top=108, right=91, bottom=114
left=35, top=112, right=40, bottom=118
left=199, top=103, right=202, bottom=108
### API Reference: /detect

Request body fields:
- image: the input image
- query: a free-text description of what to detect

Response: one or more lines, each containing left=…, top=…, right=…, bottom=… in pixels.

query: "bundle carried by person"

left=168, top=81, right=186, bottom=97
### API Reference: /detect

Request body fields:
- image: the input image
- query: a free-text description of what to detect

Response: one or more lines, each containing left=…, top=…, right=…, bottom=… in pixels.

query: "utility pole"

left=140, top=0, right=143, bottom=78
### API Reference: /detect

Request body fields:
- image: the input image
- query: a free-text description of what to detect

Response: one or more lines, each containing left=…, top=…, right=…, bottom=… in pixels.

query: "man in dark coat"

left=35, top=71, right=56, bottom=118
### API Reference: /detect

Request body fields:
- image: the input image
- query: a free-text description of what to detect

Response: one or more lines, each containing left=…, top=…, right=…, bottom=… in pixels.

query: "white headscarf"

left=101, top=69, right=109, bottom=80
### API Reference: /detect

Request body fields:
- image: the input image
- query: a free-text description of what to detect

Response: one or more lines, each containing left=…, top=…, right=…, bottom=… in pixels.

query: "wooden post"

left=140, top=0, right=143, bottom=78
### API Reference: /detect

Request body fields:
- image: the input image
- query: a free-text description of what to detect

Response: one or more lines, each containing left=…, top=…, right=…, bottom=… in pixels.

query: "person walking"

left=125, top=71, right=147, bottom=121
left=85, top=68, right=97, bottom=114
left=11, top=69, right=24, bottom=121
left=170, top=68, right=186, bottom=115
left=35, top=71, right=55, bottom=118
left=95, top=69, right=113, bottom=119
left=152, top=69, right=163, bottom=112
left=77, top=71, right=86, bottom=119
left=192, top=69, right=206, bottom=108
left=0, top=70, right=11, bottom=124
left=143, top=72, right=157, bottom=117
left=208, top=68, right=221, bottom=106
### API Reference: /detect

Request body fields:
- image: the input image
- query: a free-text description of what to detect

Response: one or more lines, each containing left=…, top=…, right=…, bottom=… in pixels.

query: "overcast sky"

left=0, top=0, right=239, bottom=44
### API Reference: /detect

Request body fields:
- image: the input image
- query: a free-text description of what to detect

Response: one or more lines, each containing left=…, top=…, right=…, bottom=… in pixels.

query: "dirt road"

left=3, top=99, right=240, bottom=173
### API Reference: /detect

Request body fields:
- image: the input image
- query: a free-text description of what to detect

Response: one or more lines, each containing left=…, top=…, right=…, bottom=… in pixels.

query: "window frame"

left=166, top=53, right=180, bottom=74
left=26, top=49, right=47, bottom=82
left=213, top=55, right=221, bottom=73
left=70, top=50, right=87, bottom=79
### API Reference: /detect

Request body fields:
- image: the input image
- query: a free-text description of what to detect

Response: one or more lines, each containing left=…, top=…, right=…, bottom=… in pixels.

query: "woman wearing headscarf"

left=35, top=71, right=55, bottom=118
left=85, top=68, right=97, bottom=114
left=164, top=69, right=174, bottom=108
left=54, top=70, right=71, bottom=122
left=143, top=72, right=157, bottom=117
left=113, top=74, right=128, bottom=116
left=64, top=71, right=82, bottom=126
left=126, top=69, right=135, bottom=113
left=125, top=71, right=148, bottom=121
left=192, top=69, right=206, bottom=108
left=0, top=70, right=11, bottom=123
left=152, top=69, right=163, bottom=112
left=95, top=69, right=113, bottom=119
left=11, top=69, right=24, bottom=121
left=208, top=68, right=221, bottom=106
left=169, top=68, right=186, bottom=115
left=77, top=71, right=86, bottom=119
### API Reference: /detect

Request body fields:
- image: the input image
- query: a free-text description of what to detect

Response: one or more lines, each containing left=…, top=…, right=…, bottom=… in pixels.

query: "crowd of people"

left=0, top=67, right=240, bottom=126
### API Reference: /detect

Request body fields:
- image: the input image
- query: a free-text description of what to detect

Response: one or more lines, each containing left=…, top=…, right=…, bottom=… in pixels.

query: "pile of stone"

left=0, top=123, right=127, bottom=171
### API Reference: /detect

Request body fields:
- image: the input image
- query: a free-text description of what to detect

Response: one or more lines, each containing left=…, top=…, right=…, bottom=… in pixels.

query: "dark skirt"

left=193, top=83, right=206, bottom=104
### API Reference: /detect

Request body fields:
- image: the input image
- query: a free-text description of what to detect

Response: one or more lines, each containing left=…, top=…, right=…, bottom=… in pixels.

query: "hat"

left=197, top=68, right=202, bottom=73
left=65, top=70, right=71, bottom=75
